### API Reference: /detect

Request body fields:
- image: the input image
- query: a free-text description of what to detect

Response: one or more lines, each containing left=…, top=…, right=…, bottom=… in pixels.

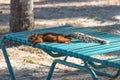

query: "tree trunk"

left=10, top=0, right=34, bottom=32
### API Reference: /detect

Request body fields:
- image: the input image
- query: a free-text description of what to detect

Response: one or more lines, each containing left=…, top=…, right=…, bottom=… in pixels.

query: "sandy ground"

left=0, top=0, right=120, bottom=80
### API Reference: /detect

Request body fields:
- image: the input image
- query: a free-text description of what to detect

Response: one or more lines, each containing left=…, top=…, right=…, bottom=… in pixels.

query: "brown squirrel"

left=28, top=32, right=109, bottom=46
left=28, top=32, right=72, bottom=45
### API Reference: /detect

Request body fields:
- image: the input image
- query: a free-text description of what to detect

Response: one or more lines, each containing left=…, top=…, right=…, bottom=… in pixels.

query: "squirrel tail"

left=69, top=32, right=109, bottom=44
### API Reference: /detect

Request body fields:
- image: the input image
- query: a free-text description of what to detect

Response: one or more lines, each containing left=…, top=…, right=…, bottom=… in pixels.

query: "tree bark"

left=10, top=0, right=34, bottom=32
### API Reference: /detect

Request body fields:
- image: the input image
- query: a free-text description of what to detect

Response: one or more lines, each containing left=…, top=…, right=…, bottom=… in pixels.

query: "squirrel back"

left=28, top=32, right=72, bottom=46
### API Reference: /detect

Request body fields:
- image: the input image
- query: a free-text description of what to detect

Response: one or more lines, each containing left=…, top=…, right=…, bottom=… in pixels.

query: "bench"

left=1, top=25, right=120, bottom=80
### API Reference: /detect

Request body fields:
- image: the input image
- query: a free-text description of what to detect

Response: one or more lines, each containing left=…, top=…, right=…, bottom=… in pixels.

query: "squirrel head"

left=28, top=33, right=38, bottom=43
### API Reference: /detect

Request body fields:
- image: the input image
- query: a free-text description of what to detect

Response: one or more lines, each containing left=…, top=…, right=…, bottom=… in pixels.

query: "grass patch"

left=0, top=27, right=9, bottom=36
left=7, top=50, right=19, bottom=57
left=0, top=27, right=9, bottom=33
left=18, top=45, right=44, bottom=54
left=88, top=16, right=101, bottom=21
left=69, top=22, right=84, bottom=27
left=23, top=56, right=36, bottom=64
left=34, top=24, right=49, bottom=30
left=61, top=78, right=69, bottom=80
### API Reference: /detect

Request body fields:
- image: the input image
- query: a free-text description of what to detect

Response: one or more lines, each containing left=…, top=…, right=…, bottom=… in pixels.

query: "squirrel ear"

left=31, top=33, right=37, bottom=36
left=30, top=33, right=35, bottom=36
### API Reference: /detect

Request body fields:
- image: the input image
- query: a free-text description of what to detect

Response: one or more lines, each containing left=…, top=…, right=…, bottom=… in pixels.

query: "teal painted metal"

left=46, top=59, right=98, bottom=80
left=0, top=37, right=16, bottom=80
left=1, top=25, right=120, bottom=80
left=94, top=68, right=120, bottom=78
left=42, top=49, right=65, bottom=57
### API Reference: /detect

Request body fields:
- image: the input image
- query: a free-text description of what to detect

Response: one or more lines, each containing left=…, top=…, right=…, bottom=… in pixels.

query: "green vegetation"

left=23, top=56, right=36, bottom=64
left=0, top=27, right=9, bottom=34
left=88, top=16, right=101, bottom=21
left=34, top=24, right=49, bottom=30
left=7, top=50, right=19, bottom=57
left=71, top=23, right=84, bottom=27
left=61, top=78, right=69, bottom=80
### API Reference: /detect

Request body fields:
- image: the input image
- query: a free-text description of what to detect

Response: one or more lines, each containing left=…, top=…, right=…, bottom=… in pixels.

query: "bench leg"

left=46, top=59, right=98, bottom=80
left=93, top=68, right=120, bottom=78
left=46, top=60, right=57, bottom=80
left=84, top=61, right=98, bottom=80
left=88, top=61, right=120, bottom=78
left=0, top=37, right=16, bottom=80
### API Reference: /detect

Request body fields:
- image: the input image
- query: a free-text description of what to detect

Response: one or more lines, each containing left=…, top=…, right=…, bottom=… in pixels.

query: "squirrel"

left=28, top=32, right=72, bottom=46
left=28, top=32, right=109, bottom=46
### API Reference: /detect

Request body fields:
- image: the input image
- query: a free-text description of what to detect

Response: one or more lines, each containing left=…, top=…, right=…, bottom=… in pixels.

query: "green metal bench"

left=1, top=25, right=120, bottom=80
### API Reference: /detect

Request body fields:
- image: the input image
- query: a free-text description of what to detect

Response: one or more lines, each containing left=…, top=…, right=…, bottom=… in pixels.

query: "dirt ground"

left=0, top=0, right=120, bottom=80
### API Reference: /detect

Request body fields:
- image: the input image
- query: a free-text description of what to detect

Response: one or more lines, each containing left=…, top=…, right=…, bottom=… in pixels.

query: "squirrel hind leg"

left=64, top=34, right=73, bottom=40
left=57, top=36, right=71, bottom=43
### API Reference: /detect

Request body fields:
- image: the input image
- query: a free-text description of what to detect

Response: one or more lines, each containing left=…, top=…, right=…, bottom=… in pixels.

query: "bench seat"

left=1, top=25, right=120, bottom=80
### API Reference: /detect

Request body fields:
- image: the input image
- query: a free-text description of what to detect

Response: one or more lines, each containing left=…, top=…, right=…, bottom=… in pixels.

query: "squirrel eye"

left=32, top=37, right=36, bottom=40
